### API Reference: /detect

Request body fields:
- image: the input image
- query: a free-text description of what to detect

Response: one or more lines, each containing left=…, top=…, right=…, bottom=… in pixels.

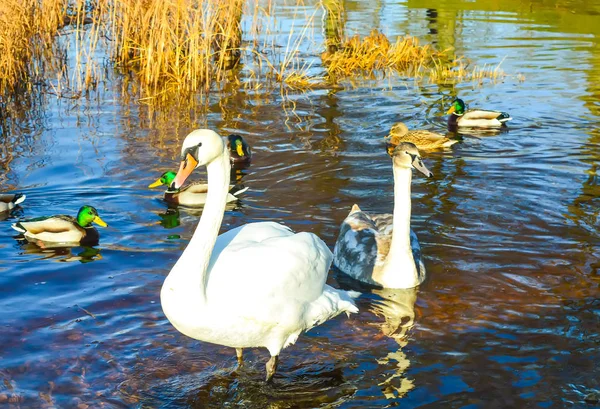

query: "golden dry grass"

left=107, top=0, right=244, bottom=99
left=321, top=29, right=504, bottom=84
left=0, top=0, right=94, bottom=97
left=0, top=0, right=507, bottom=108
left=322, top=30, right=439, bottom=80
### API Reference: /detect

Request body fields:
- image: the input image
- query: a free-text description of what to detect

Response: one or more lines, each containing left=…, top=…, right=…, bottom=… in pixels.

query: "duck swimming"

left=0, top=193, right=26, bottom=214
left=385, top=122, right=457, bottom=152
left=227, top=134, right=252, bottom=166
left=447, top=97, right=511, bottom=128
left=12, top=205, right=107, bottom=247
left=149, top=171, right=247, bottom=207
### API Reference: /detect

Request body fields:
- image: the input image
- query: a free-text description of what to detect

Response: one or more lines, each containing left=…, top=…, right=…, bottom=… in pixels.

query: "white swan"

left=160, top=129, right=359, bottom=382
left=333, top=142, right=432, bottom=288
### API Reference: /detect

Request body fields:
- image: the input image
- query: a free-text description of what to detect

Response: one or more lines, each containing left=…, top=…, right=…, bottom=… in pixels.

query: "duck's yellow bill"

left=148, top=178, right=163, bottom=188
left=93, top=215, right=108, bottom=228
left=446, top=106, right=456, bottom=115
left=236, top=144, right=245, bottom=157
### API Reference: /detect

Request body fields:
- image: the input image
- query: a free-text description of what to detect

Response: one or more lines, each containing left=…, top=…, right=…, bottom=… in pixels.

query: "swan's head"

left=391, top=142, right=433, bottom=178
left=171, top=129, right=226, bottom=190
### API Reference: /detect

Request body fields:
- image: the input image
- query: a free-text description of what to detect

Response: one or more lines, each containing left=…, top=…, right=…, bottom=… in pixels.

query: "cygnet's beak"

left=412, top=157, right=433, bottom=178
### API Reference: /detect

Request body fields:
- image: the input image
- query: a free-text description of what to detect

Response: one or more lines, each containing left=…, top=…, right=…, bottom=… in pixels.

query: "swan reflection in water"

left=370, top=287, right=418, bottom=399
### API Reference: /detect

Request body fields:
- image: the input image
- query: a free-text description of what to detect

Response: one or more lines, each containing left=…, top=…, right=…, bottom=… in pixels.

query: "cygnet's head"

left=391, top=142, right=433, bottom=178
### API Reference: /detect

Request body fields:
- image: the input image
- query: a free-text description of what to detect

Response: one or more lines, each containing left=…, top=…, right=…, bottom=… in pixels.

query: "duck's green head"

left=447, top=98, right=466, bottom=116
left=149, top=171, right=176, bottom=188
left=77, top=205, right=107, bottom=228
left=227, top=134, right=250, bottom=161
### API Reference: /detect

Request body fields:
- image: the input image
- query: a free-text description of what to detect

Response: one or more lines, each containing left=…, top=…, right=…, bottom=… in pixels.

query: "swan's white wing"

left=207, top=221, right=332, bottom=308
left=202, top=222, right=351, bottom=352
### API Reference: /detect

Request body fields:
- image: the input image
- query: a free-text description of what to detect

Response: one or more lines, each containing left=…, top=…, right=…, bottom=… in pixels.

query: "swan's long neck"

left=381, top=166, right=420, bottom=287
left=167, top=144, right=231, bottom=304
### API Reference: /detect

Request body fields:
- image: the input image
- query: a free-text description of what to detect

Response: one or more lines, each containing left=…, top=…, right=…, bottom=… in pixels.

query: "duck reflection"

left=370, top=287, right=418, bottom=399
left=158, top=208, right=181, bottom=229
left=155, top=201, right=242, bottom=230
left=17, top=241, right=102, bottom=263
left=448, top=126, right=510, bottom=138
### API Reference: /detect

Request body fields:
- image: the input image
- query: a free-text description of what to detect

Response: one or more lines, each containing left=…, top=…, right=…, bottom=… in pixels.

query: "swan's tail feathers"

left=13, top=194, right=26, bottom=205
left=497, top=112, right=512, bottom=123
left=339, top=290, right=360, bottom=316
left=350, top=204, right=361, bottom=214
left=11, top=222, right=26, bottom=233
left=347, top=290, right=361, bottom=299
left=229, top=184, right=248, bottom=197
left=304, top=286, right=359, bottom=333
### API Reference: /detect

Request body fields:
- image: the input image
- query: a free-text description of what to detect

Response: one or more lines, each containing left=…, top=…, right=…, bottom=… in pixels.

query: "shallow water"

left=1, top=0, right=599, bottom=407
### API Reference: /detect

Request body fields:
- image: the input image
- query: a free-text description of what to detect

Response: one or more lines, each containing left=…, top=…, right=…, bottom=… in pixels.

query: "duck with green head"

left=447, top=98, right=511, bottom=129
left=149, top=170, right=247, bottom=207
left=227, top=134, right=252, bottom=166
left=11, top=205, right=107, bottom=246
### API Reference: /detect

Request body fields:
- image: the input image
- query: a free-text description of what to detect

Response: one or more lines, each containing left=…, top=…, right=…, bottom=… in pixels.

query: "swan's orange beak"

left=172, top=153, right=198, bottom=190
left=446, top=105, right=456, bottom=115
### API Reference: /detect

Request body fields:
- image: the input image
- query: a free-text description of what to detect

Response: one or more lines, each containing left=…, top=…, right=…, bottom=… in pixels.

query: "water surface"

left=0, top=0, right=599, bottom=407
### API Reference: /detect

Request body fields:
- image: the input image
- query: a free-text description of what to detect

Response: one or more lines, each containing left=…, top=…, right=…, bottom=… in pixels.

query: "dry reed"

left=0, top=0, right=508, bottom=111
left=107, top=0, right=244, bottom=100
left=322, top=29, right=505, bottom=85
left=322, top=30, right=439, bottom=81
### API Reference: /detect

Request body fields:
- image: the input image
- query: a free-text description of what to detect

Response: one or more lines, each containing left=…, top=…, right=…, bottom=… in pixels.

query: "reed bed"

left=0, top=0, right=508, bottom=111
left=322, top=29, right=505, bottom=84
left=107, top=0, right=245, bottom=99
left=322, top=30, right=439, bottom=80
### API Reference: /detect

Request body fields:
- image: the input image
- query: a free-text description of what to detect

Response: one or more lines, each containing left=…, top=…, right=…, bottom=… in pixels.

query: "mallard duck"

left=11, top=205, right=107, bottom=246
left=447, top=98, right=512, bottom=128
left=149, top=171, right=247, bottom=207
left=161, top=129, right=358, bottom=382
left=227, top=134, right=252, bottom=166
left=333, top=142, right=432, bottom=288
left=385, top=122, right=457, bottom=153
left=0, top=193, right=26, bottom=213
